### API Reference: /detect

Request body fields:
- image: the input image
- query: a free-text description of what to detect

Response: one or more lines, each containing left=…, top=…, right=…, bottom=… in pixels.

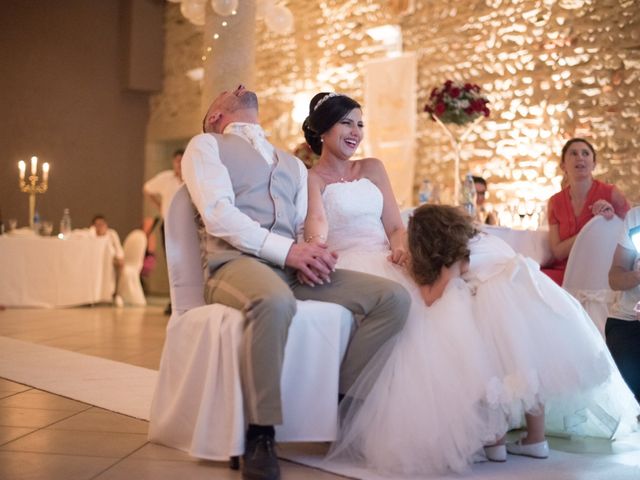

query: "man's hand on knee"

left=285, top=243, right=337, bottom=286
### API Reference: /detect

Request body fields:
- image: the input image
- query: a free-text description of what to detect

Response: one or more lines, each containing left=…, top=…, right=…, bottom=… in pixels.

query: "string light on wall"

left=171, top=0, right=294, bottom=64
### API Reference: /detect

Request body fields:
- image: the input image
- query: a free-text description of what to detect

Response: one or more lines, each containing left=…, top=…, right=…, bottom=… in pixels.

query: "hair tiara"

left=313, top=92, right=345, bottom=111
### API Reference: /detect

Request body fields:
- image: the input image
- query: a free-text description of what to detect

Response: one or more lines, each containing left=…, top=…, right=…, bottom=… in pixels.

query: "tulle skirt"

left=327, top=246, right=639, bottom=476
left=328, top=251, right=507, bottom=475
left=467, top=251, right=640, bottom=438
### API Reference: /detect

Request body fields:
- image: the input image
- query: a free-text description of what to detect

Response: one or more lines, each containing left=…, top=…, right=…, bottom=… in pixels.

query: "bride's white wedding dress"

left=322, top=178, right=639, bottom=476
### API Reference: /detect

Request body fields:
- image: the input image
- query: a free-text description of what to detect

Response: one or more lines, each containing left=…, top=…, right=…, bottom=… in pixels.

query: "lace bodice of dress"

left=322, top=178, right=389, bottom=254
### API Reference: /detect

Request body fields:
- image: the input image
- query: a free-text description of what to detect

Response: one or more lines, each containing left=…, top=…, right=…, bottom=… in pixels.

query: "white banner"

left=364, top=53, right=417, bottom=208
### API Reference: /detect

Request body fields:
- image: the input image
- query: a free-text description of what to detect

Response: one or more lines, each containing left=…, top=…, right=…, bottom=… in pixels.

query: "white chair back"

left=150, top=184, right=355, bottom=459
left=164, top=185, right=207, bottom=316
left=117, top=229, right=147, bottom=306
left=562, top=215, right=624, bottom=335
left=122, top=229, right=147, bottom=270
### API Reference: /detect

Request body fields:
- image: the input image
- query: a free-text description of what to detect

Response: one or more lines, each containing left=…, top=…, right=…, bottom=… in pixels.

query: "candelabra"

left=18, top=156, right=49, bottom=229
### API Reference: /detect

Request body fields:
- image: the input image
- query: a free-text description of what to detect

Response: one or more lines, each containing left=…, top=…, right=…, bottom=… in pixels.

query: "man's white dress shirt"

left=181, top=122, right=308, bottom=268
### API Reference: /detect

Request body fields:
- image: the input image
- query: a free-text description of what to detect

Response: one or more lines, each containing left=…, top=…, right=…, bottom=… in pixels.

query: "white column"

left=201, top=0, right=257, bottom=114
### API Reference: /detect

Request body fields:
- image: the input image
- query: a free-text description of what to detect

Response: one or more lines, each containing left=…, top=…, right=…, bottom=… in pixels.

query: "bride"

left=301, top=92, right=507, bottom=475
left=300, top=91, right=639, bottom=476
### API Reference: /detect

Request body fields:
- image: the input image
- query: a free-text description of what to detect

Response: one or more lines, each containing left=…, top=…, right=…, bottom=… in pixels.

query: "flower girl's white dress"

left=323, top=178, right=639, bottom=476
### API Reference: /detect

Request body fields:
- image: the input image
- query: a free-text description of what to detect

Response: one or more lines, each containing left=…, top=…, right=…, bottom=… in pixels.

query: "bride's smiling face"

left=322, top=108, right=363, bottom=159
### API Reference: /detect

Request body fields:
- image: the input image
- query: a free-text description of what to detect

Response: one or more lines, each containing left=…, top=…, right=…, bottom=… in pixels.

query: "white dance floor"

left=1, top=335, right=639, bottom=480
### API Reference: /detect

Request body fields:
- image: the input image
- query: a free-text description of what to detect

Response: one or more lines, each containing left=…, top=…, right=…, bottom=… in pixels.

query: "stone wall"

left=147, top=6, right=203, bottom=142
left=151, top=1, right=640, bottom=220
left=253, top=0, right=640, bottom=217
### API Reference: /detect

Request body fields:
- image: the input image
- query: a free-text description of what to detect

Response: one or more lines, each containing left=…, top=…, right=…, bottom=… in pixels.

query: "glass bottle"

left=418, top=179, right=433, bottom=205
left=461, top=173, right=477, bottom=217
left=33, top=210, right=41, bottom=234
left=59, top=208, right=72, bottom=238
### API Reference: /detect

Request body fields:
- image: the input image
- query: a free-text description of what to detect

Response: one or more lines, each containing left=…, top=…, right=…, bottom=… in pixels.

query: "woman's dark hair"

left=561, top=138, right=596, bottom=165
left=407, top=205, right=478, bottom=286
left=302, top=93, right=361, bottom=155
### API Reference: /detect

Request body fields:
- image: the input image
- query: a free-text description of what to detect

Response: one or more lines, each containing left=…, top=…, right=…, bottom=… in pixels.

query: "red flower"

left=424, top=80, right=489, bottom=125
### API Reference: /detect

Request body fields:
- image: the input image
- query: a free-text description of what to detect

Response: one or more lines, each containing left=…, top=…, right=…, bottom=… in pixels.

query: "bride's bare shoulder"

left=307, top=168, right=328, bottom=190
left=355, top=157, right=384, bottom=173
left=356, top=158, right=388, bottom=182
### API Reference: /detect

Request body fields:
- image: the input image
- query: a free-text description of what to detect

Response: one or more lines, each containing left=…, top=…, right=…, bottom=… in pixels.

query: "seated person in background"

left=472, top=175, right=497, bottom=225
left=541, top=138, right=630, bottom=285
left=90, top=214, right=124, bottom=305
left=606, top=205, right=640, bottom=403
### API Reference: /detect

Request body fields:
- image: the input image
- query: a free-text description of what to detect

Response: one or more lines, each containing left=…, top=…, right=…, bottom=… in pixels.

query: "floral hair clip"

left=313, top=92, right=344, bottom=111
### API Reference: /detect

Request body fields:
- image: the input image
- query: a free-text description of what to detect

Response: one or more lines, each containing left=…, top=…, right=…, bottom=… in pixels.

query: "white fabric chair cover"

left=148, top=185, right=354, bottom=460
left=562, top=215, right=624, bottom=336
left=117, top=229, right=147, bottom=306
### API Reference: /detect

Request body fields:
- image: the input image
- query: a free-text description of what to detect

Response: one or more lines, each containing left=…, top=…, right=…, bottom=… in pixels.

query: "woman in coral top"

left=542, top=138, right=630, bottom=285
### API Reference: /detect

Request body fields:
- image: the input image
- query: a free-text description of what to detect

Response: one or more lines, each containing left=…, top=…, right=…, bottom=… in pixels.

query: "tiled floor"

left=0, top=302, right=343, bottom=480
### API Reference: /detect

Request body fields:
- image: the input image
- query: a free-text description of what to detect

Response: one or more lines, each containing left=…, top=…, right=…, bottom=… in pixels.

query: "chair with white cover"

left=116, top=229, right=147, bottom=306
left=148, top=185, right=354, bottom=462
left=562, top=215, right=624, bottom=336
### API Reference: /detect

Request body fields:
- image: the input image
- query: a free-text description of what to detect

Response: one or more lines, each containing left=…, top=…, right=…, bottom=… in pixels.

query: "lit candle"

left=42, top=162, right=49, bottom=182
left=31, top=156, right=38, bottom=175
left=18, top=160, right=26, bottom=180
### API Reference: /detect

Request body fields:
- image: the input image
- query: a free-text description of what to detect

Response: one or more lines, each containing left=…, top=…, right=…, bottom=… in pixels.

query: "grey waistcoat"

left=196, top=133, right=302, bottom=276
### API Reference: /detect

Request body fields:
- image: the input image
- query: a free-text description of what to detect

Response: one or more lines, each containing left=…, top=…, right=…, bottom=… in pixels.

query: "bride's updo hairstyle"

left=407, top=205, right=478, bottom=286
left=302, top=92, right=361, bottom=155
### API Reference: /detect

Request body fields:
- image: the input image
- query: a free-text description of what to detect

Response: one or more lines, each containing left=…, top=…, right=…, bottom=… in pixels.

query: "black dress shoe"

left=242, top=434, right=280, bottom=480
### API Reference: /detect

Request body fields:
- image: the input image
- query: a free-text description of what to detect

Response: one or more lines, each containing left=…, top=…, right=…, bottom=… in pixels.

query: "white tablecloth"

left=0, top=234, right=115, bottom=308
left=482, top=225, right=553, bottom=266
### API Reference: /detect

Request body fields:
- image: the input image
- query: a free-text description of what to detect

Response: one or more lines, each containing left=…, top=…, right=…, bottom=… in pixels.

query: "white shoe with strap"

left=506, top=437, right=549, bottom=459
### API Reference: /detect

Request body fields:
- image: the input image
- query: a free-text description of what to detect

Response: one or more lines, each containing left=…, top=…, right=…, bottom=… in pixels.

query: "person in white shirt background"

left=143, top=149, right=184, bottom=221
left=143, top=148, right=184, bottom=314
left=90, top=214, right=124, bottom=306
left=607, top=205, right=640, bottom=405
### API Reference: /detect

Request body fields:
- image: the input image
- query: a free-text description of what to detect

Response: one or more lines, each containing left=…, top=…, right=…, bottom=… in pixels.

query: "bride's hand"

left=387, top=246, right=409, bottom=266
left=286, top=242, right=337, bottom=286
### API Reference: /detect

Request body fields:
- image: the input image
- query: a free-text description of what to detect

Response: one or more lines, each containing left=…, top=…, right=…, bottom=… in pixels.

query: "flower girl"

left=406, top=204, right=639, bottom=461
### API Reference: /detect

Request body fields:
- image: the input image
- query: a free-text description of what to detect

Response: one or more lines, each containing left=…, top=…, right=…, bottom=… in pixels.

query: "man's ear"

left=204, top=111, right=222, bottom=133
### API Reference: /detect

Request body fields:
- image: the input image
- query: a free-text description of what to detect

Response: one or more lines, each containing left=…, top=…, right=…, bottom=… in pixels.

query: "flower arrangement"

left=424, top=80, right=490, bottom=126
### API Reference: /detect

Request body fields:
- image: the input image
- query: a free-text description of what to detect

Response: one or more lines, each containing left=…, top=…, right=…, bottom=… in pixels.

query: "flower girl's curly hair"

left=408, top=205, right=478, bottom=286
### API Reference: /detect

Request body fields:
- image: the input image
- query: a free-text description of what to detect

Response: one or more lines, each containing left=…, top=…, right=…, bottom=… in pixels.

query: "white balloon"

left=211, top=0, right=238, bottom=17
left=265, top=5, right=294, bottom=35
left=256, top=0, right=275, bottom=20
left=181, top=0, right=206, bottom=26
